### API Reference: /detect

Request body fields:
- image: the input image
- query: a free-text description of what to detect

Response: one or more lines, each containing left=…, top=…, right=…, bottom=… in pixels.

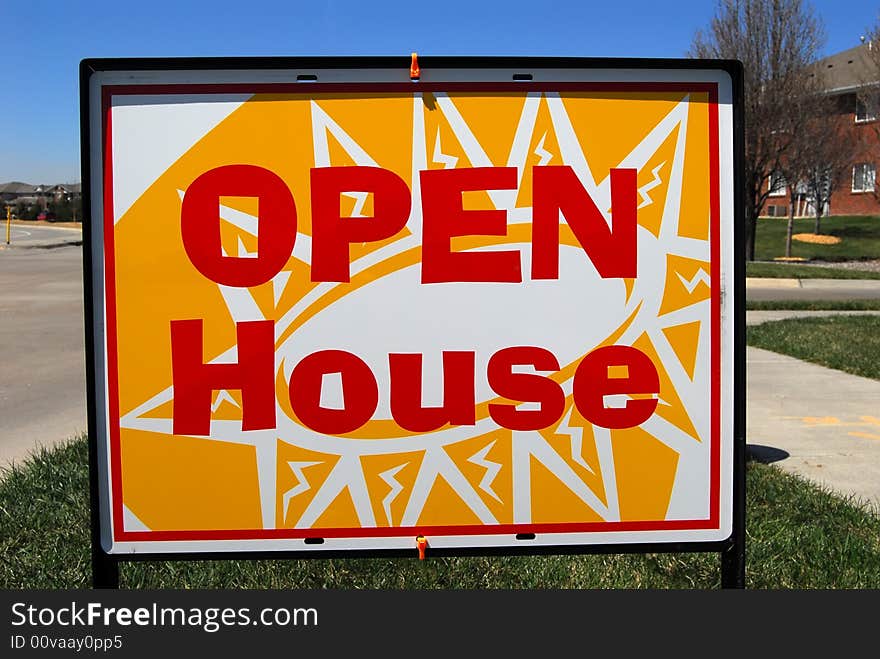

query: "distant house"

left=761, top=41, right=880, bottom=218
left=46, top=183, right=81, bottom=199
left=9, top=195, right=39, bottom=207
left=0, top=182, right=38, bottom=202
left=0, top=181, right=81, bottom=210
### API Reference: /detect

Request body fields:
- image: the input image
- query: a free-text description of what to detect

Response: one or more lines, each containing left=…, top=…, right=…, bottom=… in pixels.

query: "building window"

left=768, top=171, right=787, bottom=197
left=852, top=163, right=876, bottom=193
left=856, top=96, right=877, bottom=123
left=767, top=205, right=787, bottom=217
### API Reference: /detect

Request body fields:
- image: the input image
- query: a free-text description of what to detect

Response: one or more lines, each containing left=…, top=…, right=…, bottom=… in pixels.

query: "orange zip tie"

left=416, top=535, right=428, bottom=560
left=410, top=52, right=420, bottom=81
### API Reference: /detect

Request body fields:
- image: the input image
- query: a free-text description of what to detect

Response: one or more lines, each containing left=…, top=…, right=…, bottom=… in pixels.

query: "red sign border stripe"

left=100, top=81, right=723, bottom=544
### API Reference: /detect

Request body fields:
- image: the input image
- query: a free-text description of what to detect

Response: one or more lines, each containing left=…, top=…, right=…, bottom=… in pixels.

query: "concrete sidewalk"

left=746, top=308, right=880, bottom=512
left=747, top=345, right=880, bottom=513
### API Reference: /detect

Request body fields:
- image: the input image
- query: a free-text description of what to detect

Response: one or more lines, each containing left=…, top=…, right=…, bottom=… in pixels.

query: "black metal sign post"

left=723, top=63, right=746, bottom=588
left=81, top=56, right=745, bottom=590
left=80, top=70, right=118, bottom=590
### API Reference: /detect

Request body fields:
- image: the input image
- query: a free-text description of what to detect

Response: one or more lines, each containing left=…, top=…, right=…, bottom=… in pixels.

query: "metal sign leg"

left=92, top=549, right=119, bottom=589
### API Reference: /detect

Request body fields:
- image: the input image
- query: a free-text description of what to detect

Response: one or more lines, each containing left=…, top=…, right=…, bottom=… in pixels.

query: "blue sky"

left=3, top=0, right=878, bottom=184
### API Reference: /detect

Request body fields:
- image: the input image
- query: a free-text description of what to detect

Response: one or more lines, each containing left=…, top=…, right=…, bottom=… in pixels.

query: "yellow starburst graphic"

left=101, top=80, right=726, bottom=550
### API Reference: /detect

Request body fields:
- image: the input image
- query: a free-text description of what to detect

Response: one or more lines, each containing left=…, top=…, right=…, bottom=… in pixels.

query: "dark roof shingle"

left=0, top=182, right=37, bottom=194
left=814, top=42, right=879, bottom=93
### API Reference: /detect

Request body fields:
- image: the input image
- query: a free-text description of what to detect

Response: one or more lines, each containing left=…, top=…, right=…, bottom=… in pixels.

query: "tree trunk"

left=785, top=201, right=795, bottom=258
left=813, top=207, right=822, bottom=234
left=745, top=206, right=757, bottom=262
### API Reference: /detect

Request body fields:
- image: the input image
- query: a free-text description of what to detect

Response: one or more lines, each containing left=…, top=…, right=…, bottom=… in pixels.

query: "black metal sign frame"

left=80, top=55, right=745, bottom=589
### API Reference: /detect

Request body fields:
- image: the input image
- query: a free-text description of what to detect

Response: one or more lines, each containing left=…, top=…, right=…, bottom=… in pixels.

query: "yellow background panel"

left=312, top=487, right=361, bottom=529
left=610, top=426, right=679, bottom=521
left=448, top=92, right=530, bottom=168
left=560, top=92, right=686, bottom=184
left=360, top=451, right=425, bottom=527
left=635, top=126, right=679, bottom=237
left=121, top=428, right=261, bottom=530
left=678, top=92, right=711, bottom=240
left=416, top=476, right=483, bottom=527
left=662, top=321, right=702, bottom=381
left=658, top=254, right=711, bottom=317
left=276, top=441, right=341, bottom=528
left=633, top=333, right=700, bottom=442
left=529, top=455, right=605, bottom=524
left=515, top=96, right=564, bottom=209
left=538, top=413, right=607, bottom=507
left=443, top=430, right=513, bottom=524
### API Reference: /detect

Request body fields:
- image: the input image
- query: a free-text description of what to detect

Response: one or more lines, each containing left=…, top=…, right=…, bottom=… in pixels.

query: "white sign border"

left=85, top=62, right=738, bottom=555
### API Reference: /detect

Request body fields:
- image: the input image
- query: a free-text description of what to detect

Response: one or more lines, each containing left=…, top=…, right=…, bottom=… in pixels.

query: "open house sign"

left=83, top=59, right=739, bottom=556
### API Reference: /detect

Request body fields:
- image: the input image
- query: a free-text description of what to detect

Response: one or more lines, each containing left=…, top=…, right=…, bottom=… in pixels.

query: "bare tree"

left=690, top=0, right=825, bottom=261
left=776, top=93, right=857, bottom=258
left=774, top=95, right=811, bottom=259
left=799, top=98, right=856, bottom=234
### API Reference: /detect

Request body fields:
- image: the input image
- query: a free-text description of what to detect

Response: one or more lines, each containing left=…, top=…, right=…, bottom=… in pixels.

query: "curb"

left=746, top=277, right=880, bottom=288
left=746, top=277, right=800, bottom=288
left=0, top=239, right=83, bottom=250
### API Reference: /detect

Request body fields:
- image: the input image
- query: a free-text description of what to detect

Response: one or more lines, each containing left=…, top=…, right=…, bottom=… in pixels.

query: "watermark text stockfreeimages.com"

left=11, top=601, right=317, bottom=633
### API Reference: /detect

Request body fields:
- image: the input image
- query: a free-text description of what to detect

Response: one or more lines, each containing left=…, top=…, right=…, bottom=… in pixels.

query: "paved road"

left=3, top=223, right=82, bottom=249
left=0, top=245, right=86, bottom=467
left=746, top=277, right=880, bottom=301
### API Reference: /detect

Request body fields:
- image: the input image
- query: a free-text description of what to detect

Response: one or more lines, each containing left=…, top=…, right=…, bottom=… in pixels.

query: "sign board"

left=83, top=58, right=742, bottom=556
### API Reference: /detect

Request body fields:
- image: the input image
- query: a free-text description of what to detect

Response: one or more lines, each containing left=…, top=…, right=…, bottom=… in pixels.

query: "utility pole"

left=5, top=206, right=11, bottom=245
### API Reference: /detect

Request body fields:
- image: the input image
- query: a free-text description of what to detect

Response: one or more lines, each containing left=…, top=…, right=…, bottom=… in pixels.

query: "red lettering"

left=181, top=165, right=297, bottom=287
left=310, top=166, right=411, bottom=282
left=487, top=346, right=565, bottom=430
left=420, top=167, right=521, bottom=283
left=171, top=319, right=275, bottom=435
left=572, top=345, right=659, bottom=429
left=288, top=350, right=379, bottom=434
left=532, top=166, right=637, bottom=280
left=389, top=352, right=476, bottom=432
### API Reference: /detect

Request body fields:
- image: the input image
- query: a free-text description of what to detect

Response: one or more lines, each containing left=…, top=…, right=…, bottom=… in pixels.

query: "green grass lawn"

left=2, top=435, right=878, bottom=589
left=754, top=215, right=880, bottom=262
left=747, top=315, right=880, bottom=380
left=746, top=299, right=880, bottom=311
left=746, top=262, right=880, bottom=279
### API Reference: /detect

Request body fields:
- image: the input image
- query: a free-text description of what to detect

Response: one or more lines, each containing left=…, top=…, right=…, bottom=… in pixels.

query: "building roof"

left=814, top=42, right=879, bottom=94
left=0, top=182, right=37, bottom=194
left=0, top=181, right=82, bottom=194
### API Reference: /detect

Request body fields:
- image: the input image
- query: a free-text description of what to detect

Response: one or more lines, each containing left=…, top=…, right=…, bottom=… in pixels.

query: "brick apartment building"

left=761, top=41, right=880, bottom=218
